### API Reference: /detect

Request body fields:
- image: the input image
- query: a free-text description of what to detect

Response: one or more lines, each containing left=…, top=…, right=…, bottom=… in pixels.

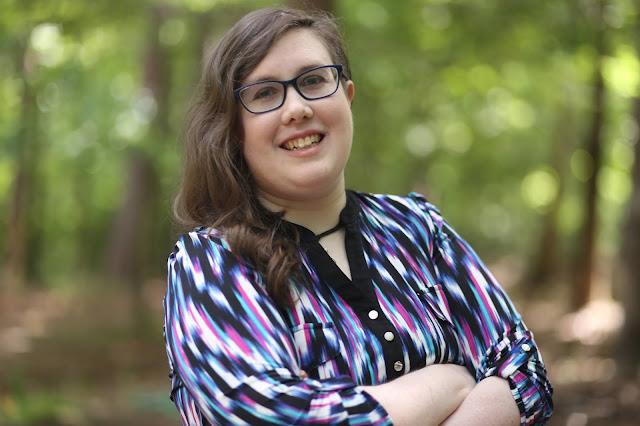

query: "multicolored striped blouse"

left=163, top=191, right=553, bottom=425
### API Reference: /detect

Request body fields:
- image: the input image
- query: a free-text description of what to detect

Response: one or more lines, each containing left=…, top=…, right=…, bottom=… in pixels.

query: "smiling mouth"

left=281, top=134, right=323, bottom=151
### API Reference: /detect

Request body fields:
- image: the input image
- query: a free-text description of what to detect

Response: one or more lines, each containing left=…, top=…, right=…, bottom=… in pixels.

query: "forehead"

left=243, top=29, right=333, bottom=84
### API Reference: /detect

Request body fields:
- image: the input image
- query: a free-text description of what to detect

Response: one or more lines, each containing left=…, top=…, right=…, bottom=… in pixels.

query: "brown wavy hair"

left=174, top=8, right=352, bottom=306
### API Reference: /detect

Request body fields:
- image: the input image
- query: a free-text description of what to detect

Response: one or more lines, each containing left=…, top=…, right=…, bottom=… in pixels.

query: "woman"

left=164, top=7, right=553, bottom=425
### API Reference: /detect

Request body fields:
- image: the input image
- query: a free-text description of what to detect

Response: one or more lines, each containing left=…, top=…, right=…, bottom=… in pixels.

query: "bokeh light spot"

left=159, top=18, right=185, bottom=46
left=357, top=2, right=388, bottom=29
left=598, top=166, right=631, bottom=204
left=405, top=124, right=436, bottom=157
left=570, top=149, right=594, bottom=182
left=521, top=167, right=559, bottom=211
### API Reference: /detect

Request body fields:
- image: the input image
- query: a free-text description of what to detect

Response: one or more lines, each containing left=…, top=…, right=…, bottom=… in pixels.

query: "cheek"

left=240, top=118, right=266, bottom=156
left=241, top=111, right=278, bottom=142
left=333, top=103, right=354, bottom=137
left=242, top=142, right=260, bottom=172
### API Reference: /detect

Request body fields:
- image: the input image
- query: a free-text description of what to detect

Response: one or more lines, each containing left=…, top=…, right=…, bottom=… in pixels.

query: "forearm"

left=362, top=364, right=475, bottom=426
left=440, top=376, right=520, bottom=426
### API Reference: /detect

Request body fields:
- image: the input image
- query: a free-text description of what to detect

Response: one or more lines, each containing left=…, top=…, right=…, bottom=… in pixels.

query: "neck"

left=258, top=185, right=347, bottom=235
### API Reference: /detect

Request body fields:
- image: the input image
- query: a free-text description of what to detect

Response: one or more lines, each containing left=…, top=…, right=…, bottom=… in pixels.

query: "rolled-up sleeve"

left=411, top=193, right=553, bottom=425
left=163, top=232, right=391, bottom=425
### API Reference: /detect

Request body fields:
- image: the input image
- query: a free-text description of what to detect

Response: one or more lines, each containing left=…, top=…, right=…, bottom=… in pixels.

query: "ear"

left=344, top=80, right=355, bottom=106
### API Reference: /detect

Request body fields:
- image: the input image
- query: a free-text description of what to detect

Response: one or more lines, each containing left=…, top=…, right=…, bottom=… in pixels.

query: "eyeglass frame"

left=233, top=64, right=344, bottom=114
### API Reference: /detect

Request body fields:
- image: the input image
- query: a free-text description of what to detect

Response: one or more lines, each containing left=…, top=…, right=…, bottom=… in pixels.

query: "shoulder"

left=349, top=190, right=445, bottom=234
left=170, top=227, right=228, bottom=262
left=167, top=228, right=269, bottom=302
left=171, top=227, right=230, bottom=254
left=169, top=227, right=256, bottom=275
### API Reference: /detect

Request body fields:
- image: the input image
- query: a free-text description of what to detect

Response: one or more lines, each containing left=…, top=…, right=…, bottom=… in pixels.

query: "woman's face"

left=238, top=29, right=355, bottom=205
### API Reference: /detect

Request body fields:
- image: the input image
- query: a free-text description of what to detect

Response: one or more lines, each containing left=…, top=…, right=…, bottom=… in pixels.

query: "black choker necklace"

left=315, top=222, right=344, bottom=239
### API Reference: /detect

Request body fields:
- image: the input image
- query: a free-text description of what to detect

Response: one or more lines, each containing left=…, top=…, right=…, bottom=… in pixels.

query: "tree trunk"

left=2, top=44, right=40, bottom=292
left=104, top=5, right=170, bottom=324
left=571, top=0, right=606, bottom=310
left=615, top=66, right=640, bottom=377
left=104, top=150, right=158, bottom=326
left=105, top=152, right=157, bottom=278
left=526, top=106, right=574, bottom=288
left=145, top=5, right=171, bottom=133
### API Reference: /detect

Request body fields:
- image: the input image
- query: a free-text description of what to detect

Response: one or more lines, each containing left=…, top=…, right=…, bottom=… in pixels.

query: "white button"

left=368, top=310, right=379, bottom=320
left=384, top=331, right=395, bottom=342
left=522, top=343, right=531, bottom=352
left=394, top=361, right=403, bottom=372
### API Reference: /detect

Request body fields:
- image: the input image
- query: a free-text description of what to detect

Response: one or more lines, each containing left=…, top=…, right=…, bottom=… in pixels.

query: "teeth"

left=283, top=134, right=321, bottom=151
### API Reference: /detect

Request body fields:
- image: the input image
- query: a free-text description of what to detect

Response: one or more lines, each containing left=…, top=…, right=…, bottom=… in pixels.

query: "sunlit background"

left=1, top=0, right=639, bottom=424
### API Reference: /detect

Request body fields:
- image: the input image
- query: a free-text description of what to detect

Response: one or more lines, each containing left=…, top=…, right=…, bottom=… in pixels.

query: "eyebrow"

left=244, top=62, right=328, bottom=85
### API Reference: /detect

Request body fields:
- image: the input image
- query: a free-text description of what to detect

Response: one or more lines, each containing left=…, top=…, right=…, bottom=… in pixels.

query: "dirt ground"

left=0, top=278, right=638, bottom=425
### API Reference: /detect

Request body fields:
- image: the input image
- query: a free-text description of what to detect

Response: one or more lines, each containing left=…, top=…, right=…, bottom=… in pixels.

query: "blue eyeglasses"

left=234, top=65, right=343, bottom=114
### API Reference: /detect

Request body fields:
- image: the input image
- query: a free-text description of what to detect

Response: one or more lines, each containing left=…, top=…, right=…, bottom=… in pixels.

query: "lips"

left=281, top=133, right=323, bottom=151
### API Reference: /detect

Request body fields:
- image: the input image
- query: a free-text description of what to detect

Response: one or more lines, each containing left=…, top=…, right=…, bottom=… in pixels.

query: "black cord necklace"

left=315, top=222, right=344, bottom=239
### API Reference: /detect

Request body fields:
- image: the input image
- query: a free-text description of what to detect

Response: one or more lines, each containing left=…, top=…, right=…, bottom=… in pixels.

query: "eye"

left=299, top=73, right=327, bottom=88
left=252, top=85, right=279, bottom=100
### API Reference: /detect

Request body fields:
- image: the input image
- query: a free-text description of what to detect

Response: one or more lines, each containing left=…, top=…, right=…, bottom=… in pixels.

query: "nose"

left=280, top=85, right=313, bottom=124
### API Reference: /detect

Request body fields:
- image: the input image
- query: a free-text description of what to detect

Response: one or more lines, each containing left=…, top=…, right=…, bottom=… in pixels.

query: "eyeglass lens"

left=239, top=66, right=339, bottom=113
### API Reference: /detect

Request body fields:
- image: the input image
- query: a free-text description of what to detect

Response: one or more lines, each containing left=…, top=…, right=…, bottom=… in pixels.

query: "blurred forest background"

left=1, top=0, right=639, bottom=424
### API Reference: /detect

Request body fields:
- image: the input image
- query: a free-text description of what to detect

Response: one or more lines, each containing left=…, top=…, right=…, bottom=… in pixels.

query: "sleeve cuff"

left=478, top=328, right=554, bottom=425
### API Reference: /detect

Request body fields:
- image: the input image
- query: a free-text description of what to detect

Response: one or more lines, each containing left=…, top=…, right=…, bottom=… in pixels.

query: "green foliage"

left=1, top=366, right=70, bottom=424
left=340, top=0, right=639, bottom=257
left=0, top=0, right=638, bottom=285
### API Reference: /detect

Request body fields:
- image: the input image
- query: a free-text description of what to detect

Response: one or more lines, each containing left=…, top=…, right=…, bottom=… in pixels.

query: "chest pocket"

left=414, top=282, right=461, bottom=364
left=418, top=284, right=454, bottom=326
left=290, top=322, right=341, bottom=374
